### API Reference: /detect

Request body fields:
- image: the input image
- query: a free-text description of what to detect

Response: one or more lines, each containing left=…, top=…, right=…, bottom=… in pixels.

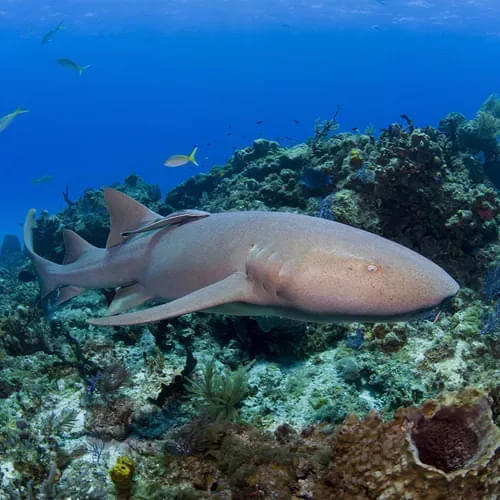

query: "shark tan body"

left=24, top=189, right=459, bottom=326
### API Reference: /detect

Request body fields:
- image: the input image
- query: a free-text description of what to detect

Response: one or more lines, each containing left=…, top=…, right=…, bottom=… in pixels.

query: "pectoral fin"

left=106, top=283, right=152, bottom=316
left=89, top=272, right=252, bottom=326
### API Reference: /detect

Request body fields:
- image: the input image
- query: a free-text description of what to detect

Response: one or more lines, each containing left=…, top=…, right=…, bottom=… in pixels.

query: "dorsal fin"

left=103, top=188, right=162, bottom=248
left=62, top=229, right=96, bottom=264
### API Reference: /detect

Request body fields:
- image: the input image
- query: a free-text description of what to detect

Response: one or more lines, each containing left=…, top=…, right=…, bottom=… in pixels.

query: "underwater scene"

left=1, top=0, right=500, bottom=498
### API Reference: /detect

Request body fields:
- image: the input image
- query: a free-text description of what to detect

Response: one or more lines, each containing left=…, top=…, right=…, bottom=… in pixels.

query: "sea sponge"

left=349, top=148, right=364, bottom=167
left=109, top=456, right=134, bottom=496
left=316, top=388, right=500, bottom=499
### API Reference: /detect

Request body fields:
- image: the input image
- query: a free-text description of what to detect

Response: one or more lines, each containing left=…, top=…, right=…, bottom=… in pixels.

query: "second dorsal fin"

left=103, top=188, right=162, bottom=248
left=62, top=229, right=97, bottom=264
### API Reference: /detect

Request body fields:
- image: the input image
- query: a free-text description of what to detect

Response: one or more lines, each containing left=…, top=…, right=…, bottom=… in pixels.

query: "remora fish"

left=57, top=58, right=90, bottom=76
left=0, top=107, right=29, bottom=133
left=24, top=189, right=459, bottom=326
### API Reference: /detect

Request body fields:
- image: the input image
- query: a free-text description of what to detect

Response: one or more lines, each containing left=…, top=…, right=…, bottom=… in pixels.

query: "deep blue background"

left=1, top=15, right=499, bottom=239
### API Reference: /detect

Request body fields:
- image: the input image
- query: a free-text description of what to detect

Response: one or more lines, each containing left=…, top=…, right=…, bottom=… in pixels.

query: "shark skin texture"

left=23, top=188, right=459, bottom=327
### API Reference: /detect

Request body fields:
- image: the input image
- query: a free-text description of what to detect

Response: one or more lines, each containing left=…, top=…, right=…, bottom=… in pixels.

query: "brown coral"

left=316, top=388, right=500, bottom=499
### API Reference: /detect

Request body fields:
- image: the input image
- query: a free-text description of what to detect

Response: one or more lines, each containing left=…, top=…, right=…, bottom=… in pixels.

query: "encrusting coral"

left=315, top=388, right=500, bottom=499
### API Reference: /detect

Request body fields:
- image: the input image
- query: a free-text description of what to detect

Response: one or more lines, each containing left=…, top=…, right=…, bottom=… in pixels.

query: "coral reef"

left=0, top=98, right=499, bottom=497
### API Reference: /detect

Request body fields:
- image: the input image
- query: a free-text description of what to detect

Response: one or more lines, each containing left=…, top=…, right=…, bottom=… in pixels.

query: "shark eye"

left=367, top=264, right=378, bottom=272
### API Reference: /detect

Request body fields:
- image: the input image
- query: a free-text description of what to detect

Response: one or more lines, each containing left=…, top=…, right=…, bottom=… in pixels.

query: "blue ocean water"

left=1, top=0, right=499, bottom=239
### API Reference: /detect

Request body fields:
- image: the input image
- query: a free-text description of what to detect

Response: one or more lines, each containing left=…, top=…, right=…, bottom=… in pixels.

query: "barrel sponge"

left=316, top=388, right=500, bottom=499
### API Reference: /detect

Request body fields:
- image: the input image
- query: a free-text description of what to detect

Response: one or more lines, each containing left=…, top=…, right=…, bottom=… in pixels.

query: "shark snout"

left=400, top=256, right=460, bottom=317
left=433, top=270, right=460, bottom=305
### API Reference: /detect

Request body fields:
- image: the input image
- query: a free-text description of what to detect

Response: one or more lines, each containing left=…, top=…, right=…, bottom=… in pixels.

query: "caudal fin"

left=24, top=211, right=103, bottom=303
left=188, top=146, right=199, bottom=166
left=78, top=65, right=91, bottom=76
left=23, top=209, right=63, bottom=298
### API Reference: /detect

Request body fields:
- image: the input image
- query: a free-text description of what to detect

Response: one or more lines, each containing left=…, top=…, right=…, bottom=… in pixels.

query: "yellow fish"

left=0, top=107, right=29, bottom=133
left=164, top=146, right=198, bottom=167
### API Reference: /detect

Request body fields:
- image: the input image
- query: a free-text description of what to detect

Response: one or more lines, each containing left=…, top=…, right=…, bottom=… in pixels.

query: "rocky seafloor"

left=0, top=96, right=499, bottom=499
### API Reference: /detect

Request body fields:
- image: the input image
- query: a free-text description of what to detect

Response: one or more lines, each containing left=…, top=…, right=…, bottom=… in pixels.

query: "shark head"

left=275, top=229, right=459, bottom=322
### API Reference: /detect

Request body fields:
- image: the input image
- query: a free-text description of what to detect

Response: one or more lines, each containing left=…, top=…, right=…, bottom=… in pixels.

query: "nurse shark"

left=23, top=188, right=459, bottom=326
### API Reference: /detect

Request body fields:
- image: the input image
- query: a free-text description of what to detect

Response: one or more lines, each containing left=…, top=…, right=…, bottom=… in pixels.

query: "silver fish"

left=0, top=107, right=29, bottom=133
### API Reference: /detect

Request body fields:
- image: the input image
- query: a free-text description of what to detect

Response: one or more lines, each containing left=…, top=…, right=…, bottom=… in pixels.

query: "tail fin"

left=78, top=65, right=91, bottom=76
left=23, top=209, right=63, bottom=299
left=188, top=146, right=199, bottom=166
left=15, top=107, right=29, bottom=115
